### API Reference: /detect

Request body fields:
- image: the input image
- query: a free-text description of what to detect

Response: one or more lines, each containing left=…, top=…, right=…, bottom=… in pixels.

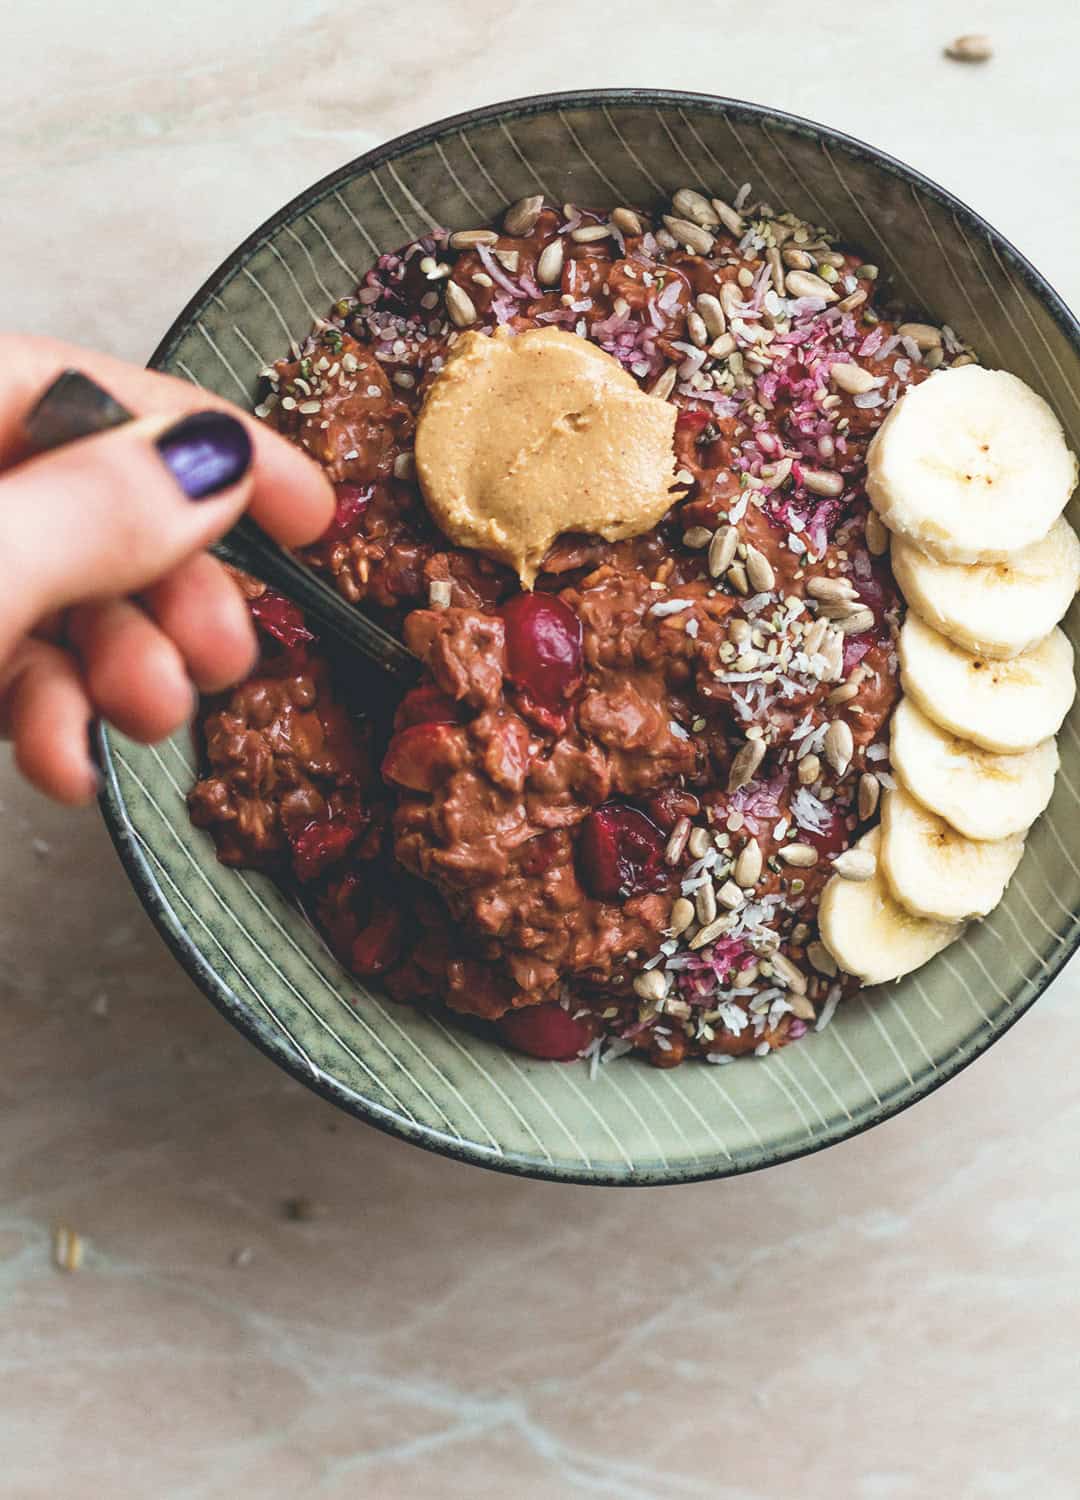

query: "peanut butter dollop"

left=414, top=326, right=682, bottom=587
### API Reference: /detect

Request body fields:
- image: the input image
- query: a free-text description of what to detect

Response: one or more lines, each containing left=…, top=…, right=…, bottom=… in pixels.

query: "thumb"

left=0, top=409, right=255, bottom=657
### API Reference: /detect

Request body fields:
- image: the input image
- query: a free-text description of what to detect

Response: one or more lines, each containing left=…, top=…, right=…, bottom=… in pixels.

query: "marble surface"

left=2, top=3, right=1079, bottom=1496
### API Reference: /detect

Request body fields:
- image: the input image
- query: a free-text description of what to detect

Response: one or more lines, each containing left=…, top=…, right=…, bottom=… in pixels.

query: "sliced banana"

left=891, top=518, right=1080, bottom=660
left=818, top=827, right=961, bottom=986
left=890, top=697, right=1059, bottom=841
left=866, top=366, right=1077, bottom=563
left=879, top=785, right=1025, bottom=923
left=899, top=613, right=1075, bottom=754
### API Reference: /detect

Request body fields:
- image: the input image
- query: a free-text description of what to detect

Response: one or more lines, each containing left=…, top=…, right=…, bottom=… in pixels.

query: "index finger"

left=0, top=333, right=334, bottom=549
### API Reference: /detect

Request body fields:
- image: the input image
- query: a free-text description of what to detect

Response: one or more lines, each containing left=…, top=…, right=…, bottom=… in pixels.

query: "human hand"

left=0, top=335, right=334, bottom=804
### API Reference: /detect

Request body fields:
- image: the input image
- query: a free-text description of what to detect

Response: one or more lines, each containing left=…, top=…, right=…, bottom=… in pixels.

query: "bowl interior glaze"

left=98, top=91, right=1080, bottom=1185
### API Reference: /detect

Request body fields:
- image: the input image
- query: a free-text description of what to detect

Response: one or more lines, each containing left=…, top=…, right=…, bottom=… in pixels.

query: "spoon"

left=23, top=369, right=422, bottom=690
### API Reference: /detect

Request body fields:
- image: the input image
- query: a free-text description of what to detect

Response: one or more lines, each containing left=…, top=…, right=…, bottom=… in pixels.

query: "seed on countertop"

left=865, top=510, right=890, bottom=556
left=696, top=292, right=726, bottom=339
left=710, top=197, right=745, bottom=235
left=662, top=215, right=715, bottom=254
left=649, top=365, right=678, bottom=400
left=745, top=545, right=775, bottom=593
left=503, top=194, right=544, bottom=235
left=802, top=468, right=845, bottom=497
left=716, top=880, right=746, bottom=912
left=686, top=310, right=710, bottom=348
left=695, top=881, right=718, bottom=925
left=449, top=228, right=499, bottom=250
left=830, top=361, right=878, bottom=395
left=858, top=773, right=881, bottom=820
left=771, top=952, right=808, bottom=995
left=687, top=826, right=711, bottom=859
left=683, top=526, right=714, bottom=549
left=728, top=738, right=766, bottom=792
left=824, top=718, right=855, bottom=776
left=836, top=607, right=876, bottom=635
left=669, top=896, right=695, bottom=934
left=53, top=1224, right=84, bottom=1273
left=807, top=940, right=839, bottom=977
left=673, top=188, right=720, bottom=228
left=832, top=847, right=877, bottom=881
left=734, top=839, right=763, bottom=887
left=708, top=525, right=739, bottom=578
left=612, top=206, right=645, bottom=236
left=898, top=321, right=943, bottom=350
left=808, top=575, right=858, bottom=603
left=444, top=281, right=477, bottom=328
left=571, top=223, right=613, bottom=243
left=945, top=33, right=992, bottom=62
left=798, top=753, right=821, bottom=786
left=785, top=269, right=839, bottom=303
left=779, top=843, right=819, bottom=868
left=536, top=237, right=565, bottom=286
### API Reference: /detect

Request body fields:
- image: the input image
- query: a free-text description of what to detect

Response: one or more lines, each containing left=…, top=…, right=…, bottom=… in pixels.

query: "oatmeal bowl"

left=98, top=89, right=1080, bottom=1184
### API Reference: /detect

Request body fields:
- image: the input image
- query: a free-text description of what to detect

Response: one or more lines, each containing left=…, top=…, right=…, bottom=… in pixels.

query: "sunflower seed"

left=836, top=607, right=876, bottom=635
left=536, top=237, right=565, bottom=286
left=665, top=816, right=692, bottom=864
left=817, top=597, right=869, bottom=621
left=571, top=223, right=612, bottom=243
left=53, top=1224, right=84, bottom=1273
left=798, top=753, right=821, bottom=785
left=695, top=881, right=718, bottom=925
left=832, top=847, right=877, bottom=881
left=807, top=940, right=838, bottom=977
left=683, top=526, right=713, bottom=549
left=720, top=281, right=744, bottom=317
left=766, top=246, right=785, bottom=295
left=830, top=362, right=878, bottom=395
left=669, top=896, right=695, bottom=934
left=710, top=198, right=745, bottom=235
left=745, top=545, right=775, bottom=593
left=865, top=510, right=890, bottom=556
left=689, top=915, right=736, bottom=950
left=727, top=561, right=750, bottom=595
left=673, top=188, right=720, bottom=228
left=782, top=246, right=813, bottom=270
left=716, top=880, right=746, bottom=911
left=763, top=457, right=793, bottom=489
left=780, top=843, right=819, bottom=868
left=709, top=332, right=737, bottom=360
left=612, top=206, right=645, bottom=236
left=728, top=738, right=766, bottom=791
left=687, top=310, right=710, bottom=348
left=924, top=346, right=945, bottom=370
left=803, top=617, right=829, bottom=656
left=837, top=288, right=868, bottom=314
left=827, top=680, right=860, bottom=705
left=802, top=468, right=844, bottom=497
left=649, top=365, right=678, bottom=400
left=788, top=992, right=818, bottom=1021
left=785, top=269, right=839, bottom=302
left=662, top=216, right=715, bottom=255
left=858, top=772, right=880, bottom=820
left=635, top=969, right=670, bottom=1003
left=734, top=961, right=760, bottom=987
left=708, top=525, right=738, bottom=578
left=771, top=952, right=808, bottom=995
left=687, top=826, right=711, bottom=859
left=449, top=228, right=499, bottom=250
left=444, top=281, right=477, bottom=327
left=696, top=292, right=726, bottom=339
left=824, top=718, right=854, bottom=776
left=945, top=32, right=992, bottom=61
left=734, top=839, right=763, bottom=887
left=897, top=321, right=943, bottom=350
left=808, top=575, right=858, bottom=602
left=504, top=195, right=544, bottom=235
left=729, top=617, right=752, bottom=648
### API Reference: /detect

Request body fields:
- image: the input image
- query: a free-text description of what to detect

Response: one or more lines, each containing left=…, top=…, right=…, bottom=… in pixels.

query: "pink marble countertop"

left=2, top=3, right=1079, bottom=1495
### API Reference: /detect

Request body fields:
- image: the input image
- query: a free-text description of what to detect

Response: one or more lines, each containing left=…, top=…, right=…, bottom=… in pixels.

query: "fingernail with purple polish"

left=156, top=411, right=252, bottom=500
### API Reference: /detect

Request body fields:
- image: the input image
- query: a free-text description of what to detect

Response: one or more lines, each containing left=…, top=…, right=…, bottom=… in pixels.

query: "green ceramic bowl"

left=98, top=90, right=1080, bottom=1185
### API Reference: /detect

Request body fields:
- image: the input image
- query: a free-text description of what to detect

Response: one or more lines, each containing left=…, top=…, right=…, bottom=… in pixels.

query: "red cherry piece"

left=350, top=902, right=403, bottom=976
left=804, top=806, right=847, bottom=858
left=518, top=829, right=563, bottom=877
left=381, top=722, right=464, bottom=792
left=289, top=810, right=363, bottom=883
left=641, top=787, right=701, bottom=833
left=675, top=407, right=711, bottom=433
left=498, top=1003, right=593, bottom=1061
left=395, top=683, right=462, bottom=729
left=320, top=483, right=372, bottom=544
left=250, top=591, right=314, bottom=648
left=577, top=804, right=667, bottom=903
left=502, top=592, right=583, bottom=712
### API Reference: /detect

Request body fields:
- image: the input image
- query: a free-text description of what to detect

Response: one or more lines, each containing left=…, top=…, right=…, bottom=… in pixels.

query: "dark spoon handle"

left=22, top=370, right=421, bottom=689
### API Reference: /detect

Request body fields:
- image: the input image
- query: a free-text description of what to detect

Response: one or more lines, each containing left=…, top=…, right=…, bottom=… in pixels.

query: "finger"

left=0, top=408, right=256, bottom=660
left=2, top=639, right=97, bottom=804
left=1, top=334, right=334, bottom=547
left=67, top=598, right=195, bottom=743
left=142, top=552, right=258, bottom=693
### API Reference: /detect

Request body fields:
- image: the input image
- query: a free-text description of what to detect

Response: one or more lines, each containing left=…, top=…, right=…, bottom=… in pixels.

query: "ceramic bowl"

left=98, top=90, right=1080, bottom=1185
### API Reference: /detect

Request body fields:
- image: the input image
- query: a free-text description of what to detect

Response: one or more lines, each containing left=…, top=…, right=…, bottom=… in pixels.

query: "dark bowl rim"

left=98, top=86, right=1080, bottom=1187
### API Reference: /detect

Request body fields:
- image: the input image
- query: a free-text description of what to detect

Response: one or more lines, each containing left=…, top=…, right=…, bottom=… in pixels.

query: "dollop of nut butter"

left=414, top=326, right=683, bottom=587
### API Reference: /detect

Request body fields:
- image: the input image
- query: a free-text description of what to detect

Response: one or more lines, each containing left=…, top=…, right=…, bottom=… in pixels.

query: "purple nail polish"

left=155, top=411, right=252, bottom=500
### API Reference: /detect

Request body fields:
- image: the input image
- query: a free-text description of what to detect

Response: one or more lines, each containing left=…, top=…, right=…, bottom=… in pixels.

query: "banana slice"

left=899, top=613, right=1075, bottom=754
left=879, top=785, right=1025, bottom=922
left=866, top=366, right=1077, bottom=563
left=890, top=697, right=1059, bottom=841
left=891, top=518, right=1080, bottom=660
left=818, top=828, right=961, bottom=986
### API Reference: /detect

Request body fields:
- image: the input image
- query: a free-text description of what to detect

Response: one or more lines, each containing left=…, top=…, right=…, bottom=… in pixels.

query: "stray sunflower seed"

left=612, top=206, right=645, bottom=236
left=709, top=525, right=739, bottom=578
left=503, top=195, right=544, bottom=236
left=807, top=940, right=838, bottom=977
left=53, top=1224, right=84, bottom=1273
left=728, top=738, right=766, bottom=792
left=832, top=847, right=877, bottom=881
left=571, top=223, right=612, bottom=243
left=858, top=772, right=881, bottom=820
left=673, top=188, right=720, bottom=227
left=662, top=215, right=715, bottom=255
left=536, top=237, right=565, bottom=286
left=449, top=228, right=499, bottom=250
left=945, top=33, right=992, bottom=62
left=824, top=718, right=855, bottom=776
left=710, top=198, right=745, bottom=235
left=779, top=843, right=819, bottom=868
left=444, top=281, right=477, bottom=328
